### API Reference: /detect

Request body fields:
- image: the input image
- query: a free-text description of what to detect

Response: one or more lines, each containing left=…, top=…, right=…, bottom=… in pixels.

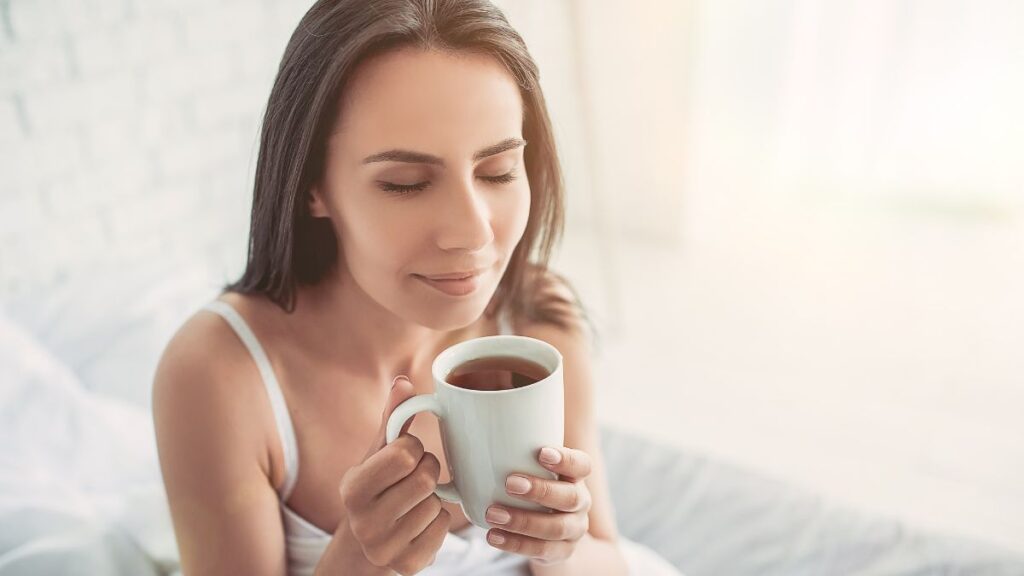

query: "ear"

left=308, top=185, right=329, bottom=218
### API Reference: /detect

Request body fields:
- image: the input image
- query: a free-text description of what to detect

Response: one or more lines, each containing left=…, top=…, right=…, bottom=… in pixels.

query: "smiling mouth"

left=417, top=267, right=489, bottom=281
left=412, top=270, right=484, bottom=296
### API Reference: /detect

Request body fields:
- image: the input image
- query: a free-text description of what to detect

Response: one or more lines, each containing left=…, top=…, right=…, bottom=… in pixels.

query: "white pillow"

left=0, top=310, right=178, bottom=574
left=4, top=260, right=224, bottom=409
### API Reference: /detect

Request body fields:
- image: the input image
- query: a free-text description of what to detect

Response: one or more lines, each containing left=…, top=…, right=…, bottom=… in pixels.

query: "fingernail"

left=488, top=531, right=506, bottom=545
left=486, top=506, right=511, bottom=525
left=392, top=375, right=408, bottom=389
left=506, top=474, right=531, bottom=494
left=539, top=447, right=561, bottom=465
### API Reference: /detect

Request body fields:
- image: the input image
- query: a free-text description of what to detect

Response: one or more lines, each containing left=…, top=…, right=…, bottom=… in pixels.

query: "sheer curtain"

left=687, top=0, right=1024, bottom=228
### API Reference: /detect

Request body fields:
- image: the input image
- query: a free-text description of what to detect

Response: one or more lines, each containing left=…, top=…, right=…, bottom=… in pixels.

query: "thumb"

left=364, top=375, right=417, bottom=459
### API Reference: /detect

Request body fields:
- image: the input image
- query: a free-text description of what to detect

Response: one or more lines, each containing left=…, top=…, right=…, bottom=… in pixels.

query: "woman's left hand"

left=484, top=445, right=592, bottom=565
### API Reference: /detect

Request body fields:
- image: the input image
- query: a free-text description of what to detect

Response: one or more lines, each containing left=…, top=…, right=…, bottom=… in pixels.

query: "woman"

left=153, top=1, right=683, bottom=574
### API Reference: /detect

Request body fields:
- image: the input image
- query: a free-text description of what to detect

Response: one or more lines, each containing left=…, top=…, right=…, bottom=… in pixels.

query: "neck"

left=286, top=265, right=481, bottom=387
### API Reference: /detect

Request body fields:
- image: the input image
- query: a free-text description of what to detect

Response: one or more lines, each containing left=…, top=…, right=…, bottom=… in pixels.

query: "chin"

left=403, top=291, right=494, bottom=332
left=415, top=304, right=487, bottom=332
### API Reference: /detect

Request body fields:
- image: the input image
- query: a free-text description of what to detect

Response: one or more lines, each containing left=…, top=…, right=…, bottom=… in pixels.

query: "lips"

left=419, top=267, right=488, bottom=281
left=413, top=268, right=486, bottom=296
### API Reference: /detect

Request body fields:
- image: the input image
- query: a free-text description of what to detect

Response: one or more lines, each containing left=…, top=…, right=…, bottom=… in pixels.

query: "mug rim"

left=431, top=334, right=563, bottom=395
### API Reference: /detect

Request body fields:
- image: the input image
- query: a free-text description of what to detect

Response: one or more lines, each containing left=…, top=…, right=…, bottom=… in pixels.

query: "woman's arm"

left=152, top=314, right=290, bottom=575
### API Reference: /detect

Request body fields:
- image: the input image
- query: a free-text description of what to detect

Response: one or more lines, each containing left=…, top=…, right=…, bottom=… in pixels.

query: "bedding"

left=0, top=310, right=176, bottom=575
left=3, top=309, right=1023, bottom=575
left=601, top=427, right=1024, bottom=575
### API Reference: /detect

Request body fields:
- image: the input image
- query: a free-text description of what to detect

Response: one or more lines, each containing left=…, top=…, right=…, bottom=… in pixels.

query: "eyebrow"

left=361, top=137, right=527, bottom=165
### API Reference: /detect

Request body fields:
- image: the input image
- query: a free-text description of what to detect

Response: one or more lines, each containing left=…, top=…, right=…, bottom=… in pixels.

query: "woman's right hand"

left=332, top=375, right=452, bottom=575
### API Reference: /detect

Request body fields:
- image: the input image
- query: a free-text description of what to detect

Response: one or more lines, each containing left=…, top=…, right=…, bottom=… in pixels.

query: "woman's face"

left=310, top=48, right=530, bottom=331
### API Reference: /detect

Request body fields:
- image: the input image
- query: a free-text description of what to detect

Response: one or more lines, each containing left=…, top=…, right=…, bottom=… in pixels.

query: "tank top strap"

left=202, top=299, right=300, bottom=501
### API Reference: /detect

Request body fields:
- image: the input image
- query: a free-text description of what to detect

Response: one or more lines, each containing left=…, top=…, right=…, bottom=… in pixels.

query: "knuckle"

left=416, top=468, right=438, bottom=493
left=515, top=512, right=532, bottom=534
left=422, top=451, right=441, bottom=475
left=403, top=434, right=425, bottom=455
left=423, top=494, right=443, bottom=517
left=338, top=478, right=355, bottom=507
left=398, top=450, right=420, bottom=473
left=556, top=518, right=571, bottom=540
left=505, top=534, right=521, bottom=552
left=535, top=480, right=549, bottom=500
left=568, top=488, right=581, bottom=511
left=417, top=453, right=440, bottom=480
left=394, top=438, right=424, bottom=467
left=436, top=506, right=452, bottom=527
left=413, top=498, right=431, bottom=516
left=580, top=452, right=593, bottom=476
left=564, top=450, right=578, bottom=470
left=398, top=556, right=423, bottom=576
left=340, top=468, right=367, bottom=504
left=507, top=511, right=525, bottom=532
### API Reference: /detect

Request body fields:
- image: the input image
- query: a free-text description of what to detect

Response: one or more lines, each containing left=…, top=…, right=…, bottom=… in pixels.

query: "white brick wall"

left=0, top=0, right=315, bottom=313
left=0, top=0, right=318, bottom=402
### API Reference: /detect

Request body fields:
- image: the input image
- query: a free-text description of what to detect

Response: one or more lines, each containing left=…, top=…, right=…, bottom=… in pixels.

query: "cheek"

left=337, top=194, right=424, bottom=275
left=496, top=182, right=531, bottom=246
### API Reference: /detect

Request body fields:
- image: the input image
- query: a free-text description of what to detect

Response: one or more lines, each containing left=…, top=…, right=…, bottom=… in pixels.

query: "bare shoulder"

left=152, top=293, right=278, bottom=482
left=153, top=295, right=266, bottom=432
left=151, top=294, right=287, bottom=574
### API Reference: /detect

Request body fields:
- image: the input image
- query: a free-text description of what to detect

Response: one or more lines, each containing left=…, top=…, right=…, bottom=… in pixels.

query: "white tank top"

left=202, top=299, right=530, bottom=576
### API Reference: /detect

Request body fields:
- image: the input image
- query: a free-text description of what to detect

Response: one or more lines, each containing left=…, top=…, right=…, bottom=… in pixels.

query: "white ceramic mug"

left=385, top=335, right=564, bottom=529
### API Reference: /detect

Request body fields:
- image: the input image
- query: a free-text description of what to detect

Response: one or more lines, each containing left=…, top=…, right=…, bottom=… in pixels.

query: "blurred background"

left=2, top=0, right=1022, bottom=565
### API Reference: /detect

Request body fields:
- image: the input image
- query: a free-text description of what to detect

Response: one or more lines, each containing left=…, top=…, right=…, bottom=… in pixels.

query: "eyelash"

left=378, top=171, right=518, bottom=196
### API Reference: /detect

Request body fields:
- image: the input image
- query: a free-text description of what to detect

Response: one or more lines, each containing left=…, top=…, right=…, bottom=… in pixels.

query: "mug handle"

left=385, top=394, right=461, bottom=503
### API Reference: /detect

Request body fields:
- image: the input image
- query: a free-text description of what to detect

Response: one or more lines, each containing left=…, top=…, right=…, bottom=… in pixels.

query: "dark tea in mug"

left=446, top=355, right=551, bottom=391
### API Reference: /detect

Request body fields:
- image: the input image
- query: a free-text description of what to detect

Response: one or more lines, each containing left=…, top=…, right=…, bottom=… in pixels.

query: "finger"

left=347, top=375, right=419, bottom=498
left=537, top=446, right=592, bottom=481
left=505, top=474, right=591, bottom=513
left=394, top=494, right=444, bottom=538
left=364, top=375, right=417, bottom=459
left=485, top=528, right=575, bottom=564
left=484, top=504, right=589, bottom=542
left=376, top=451, right=441, bottom=518
left=343, top=435, right=424, bottom=509
left=393, top=508, right=451, bottom=573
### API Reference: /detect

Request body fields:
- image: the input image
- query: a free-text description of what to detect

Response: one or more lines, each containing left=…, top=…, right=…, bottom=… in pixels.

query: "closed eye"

left=377, top=180, right=430, bottom=195
left=377, top=171, right=518, bottom=196
left=480, top=171, right=517, bottom=185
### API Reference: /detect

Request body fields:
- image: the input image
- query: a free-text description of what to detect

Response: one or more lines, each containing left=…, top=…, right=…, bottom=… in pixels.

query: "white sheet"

left=0, top=310, right=177, bottom=575
left=600, top=426, right=1024, bottom=575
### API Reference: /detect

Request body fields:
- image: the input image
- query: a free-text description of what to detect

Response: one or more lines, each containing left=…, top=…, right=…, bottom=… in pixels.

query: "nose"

left=435, top=177, right=495, bottom=253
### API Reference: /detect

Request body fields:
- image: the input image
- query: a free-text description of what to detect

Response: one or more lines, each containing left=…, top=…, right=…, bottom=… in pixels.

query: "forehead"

left=333, top=48, right=524, bottom=153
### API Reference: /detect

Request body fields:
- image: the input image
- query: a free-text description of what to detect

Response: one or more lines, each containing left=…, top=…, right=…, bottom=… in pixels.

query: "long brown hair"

left=225, top=0, right=593, bottom=336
